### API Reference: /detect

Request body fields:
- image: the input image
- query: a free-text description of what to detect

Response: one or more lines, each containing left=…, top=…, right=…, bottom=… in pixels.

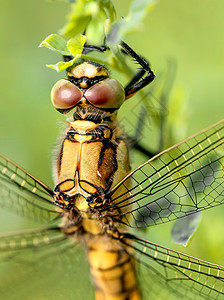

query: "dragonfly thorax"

left=53, top=115, right=131, bottom=214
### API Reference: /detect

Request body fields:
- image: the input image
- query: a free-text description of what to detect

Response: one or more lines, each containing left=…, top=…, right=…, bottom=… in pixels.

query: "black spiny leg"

left=120, top=41, right=155, bottom=99
left=63, top=43, right=108, bottom=62
left=82, top=44, right=108, bottom=54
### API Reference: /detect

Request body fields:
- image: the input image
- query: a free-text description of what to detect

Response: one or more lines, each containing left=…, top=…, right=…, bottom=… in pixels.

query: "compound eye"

left=85, top=78, right=125, bottom=109
left=51, top=79, right=83, bottom=109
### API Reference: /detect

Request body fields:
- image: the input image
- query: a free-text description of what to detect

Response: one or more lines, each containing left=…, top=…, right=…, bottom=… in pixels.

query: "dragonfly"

left=0, top=41, right=224, bottom=300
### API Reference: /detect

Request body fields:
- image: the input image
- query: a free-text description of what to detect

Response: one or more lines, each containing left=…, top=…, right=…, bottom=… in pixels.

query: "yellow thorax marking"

left=68, top=62, right=109, bottom=79
left=74, top=134, right=92, bottom=142
left=70, top=120, right=97, bottom=133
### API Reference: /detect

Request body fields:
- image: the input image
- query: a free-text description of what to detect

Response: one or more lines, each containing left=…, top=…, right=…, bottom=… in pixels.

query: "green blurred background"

left=0, top=0, right=224, bottom=298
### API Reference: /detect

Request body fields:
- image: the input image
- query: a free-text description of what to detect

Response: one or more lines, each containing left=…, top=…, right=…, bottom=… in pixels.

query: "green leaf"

left=98, top=0, right=116, bottom=22
left=85, top=11, right=107, bottom=44
left=39, top=34, right=70, bottom=55
left=108, top=0, right=156, bottom=44
left=40, top=34, right=87, bottom=72
left=46, top=56, right=80, bottom=72
left=171, top=212, right=201, bottom=246
left=67, top=34, right=86, bottom=56
left=60, top=1, right=99, bottom=38
left=60, top=0, right=117, bottom=42
left=61, top=16, right=91, bottom=39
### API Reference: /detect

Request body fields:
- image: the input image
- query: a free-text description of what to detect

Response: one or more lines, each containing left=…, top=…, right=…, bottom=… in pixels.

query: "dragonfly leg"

left=120, top=41, right=155, bottom=99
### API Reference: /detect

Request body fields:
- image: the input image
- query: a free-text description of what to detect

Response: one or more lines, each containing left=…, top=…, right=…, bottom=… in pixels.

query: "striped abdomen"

left=86, top=234, right=141, bottom=300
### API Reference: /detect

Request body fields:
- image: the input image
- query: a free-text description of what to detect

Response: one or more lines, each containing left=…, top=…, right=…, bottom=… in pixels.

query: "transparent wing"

left=104, top=119, right=224, bottom=227
left=121, top=233, right=224, bottom=300
left=0, top=227, right=93, bottom=300
left=0, top=227, right=66, bottom=257
left=0, top=154, right=60, bottom=222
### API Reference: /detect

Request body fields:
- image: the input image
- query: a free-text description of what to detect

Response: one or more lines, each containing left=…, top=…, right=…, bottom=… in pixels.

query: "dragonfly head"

left=51, top=61, right=125, bottom=114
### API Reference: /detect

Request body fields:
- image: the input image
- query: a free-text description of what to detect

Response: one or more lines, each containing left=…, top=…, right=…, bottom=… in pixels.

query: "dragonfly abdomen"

left=86, top=234, right=141, bottom=300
